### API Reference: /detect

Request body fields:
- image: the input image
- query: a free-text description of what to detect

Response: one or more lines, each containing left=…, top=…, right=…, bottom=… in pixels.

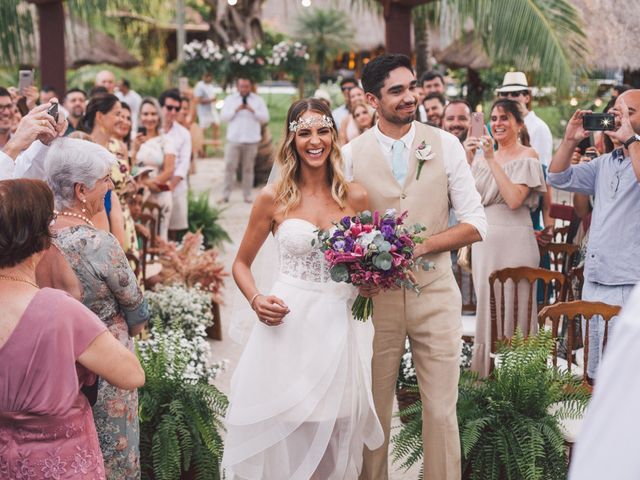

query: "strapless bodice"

left=275, top=218, right=331, bottom=283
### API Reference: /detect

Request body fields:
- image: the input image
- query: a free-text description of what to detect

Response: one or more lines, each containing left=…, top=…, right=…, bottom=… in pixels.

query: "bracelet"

left=249, top=293, right=263, bottom=310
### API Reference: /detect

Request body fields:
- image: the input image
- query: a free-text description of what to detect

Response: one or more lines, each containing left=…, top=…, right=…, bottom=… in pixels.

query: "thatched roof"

left=64, top=20, right=140, bottom=68
left=571, top=0, right=640, bottom=70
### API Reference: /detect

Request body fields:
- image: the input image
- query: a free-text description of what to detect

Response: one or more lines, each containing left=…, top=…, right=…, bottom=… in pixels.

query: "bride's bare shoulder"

left=346, top=182, right=369, bottom=213
left=252, top=185, right=278, bottom=216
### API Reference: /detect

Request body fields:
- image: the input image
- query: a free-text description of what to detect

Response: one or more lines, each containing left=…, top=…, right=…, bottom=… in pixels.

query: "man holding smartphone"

left=548, top=89, right=640, bottom=379
left=219, top=77, right=269, bottom=203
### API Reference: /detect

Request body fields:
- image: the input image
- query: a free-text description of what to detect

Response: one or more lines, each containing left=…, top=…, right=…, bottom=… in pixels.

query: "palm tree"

left=294, top=8, right=355, bottom=86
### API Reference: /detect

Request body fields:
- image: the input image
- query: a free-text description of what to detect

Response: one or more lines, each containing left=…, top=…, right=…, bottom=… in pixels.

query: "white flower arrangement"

left=137, top=326, right=227, bottom=384
left=183, top=39, right=224, bottom=62
left=145, top=283, right=214, bottom=340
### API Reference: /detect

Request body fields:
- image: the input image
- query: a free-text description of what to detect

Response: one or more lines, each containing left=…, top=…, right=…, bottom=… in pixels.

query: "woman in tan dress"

left=468, top=99, right=546, bottom=376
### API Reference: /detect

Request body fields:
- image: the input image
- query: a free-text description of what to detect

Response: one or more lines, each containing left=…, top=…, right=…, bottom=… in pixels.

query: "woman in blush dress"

left=222, top=98, right=383, bottom=479
left=468, top=99, right=546, bottom=376
left=0, top=179, right=144, bottom=480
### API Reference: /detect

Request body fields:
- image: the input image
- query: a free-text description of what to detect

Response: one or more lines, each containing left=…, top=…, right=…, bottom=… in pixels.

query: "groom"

left=342, top=54, right=487, bottom=479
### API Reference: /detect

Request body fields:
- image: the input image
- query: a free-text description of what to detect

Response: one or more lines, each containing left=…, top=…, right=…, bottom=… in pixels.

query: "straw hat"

left=495, top=71, right=530, bottom=93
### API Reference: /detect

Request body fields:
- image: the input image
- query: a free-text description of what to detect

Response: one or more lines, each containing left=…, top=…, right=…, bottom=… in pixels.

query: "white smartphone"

left=470, top=112, right=484, bottom=138
left=18, top=70, right=34, bottom=96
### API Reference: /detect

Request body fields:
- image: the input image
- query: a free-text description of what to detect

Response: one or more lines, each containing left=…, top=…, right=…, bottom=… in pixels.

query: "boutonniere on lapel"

left=415, top=141, right=435, bottom=180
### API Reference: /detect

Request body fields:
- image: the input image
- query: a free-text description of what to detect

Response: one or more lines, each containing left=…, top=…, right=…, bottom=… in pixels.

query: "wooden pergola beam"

left=28, top=0, right=66, bottom=95
left=381, top=0, right=434, bottom=56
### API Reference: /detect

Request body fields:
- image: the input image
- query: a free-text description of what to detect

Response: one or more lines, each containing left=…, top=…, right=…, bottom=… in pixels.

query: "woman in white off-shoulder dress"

left=222, top=98, right=383, bottom=479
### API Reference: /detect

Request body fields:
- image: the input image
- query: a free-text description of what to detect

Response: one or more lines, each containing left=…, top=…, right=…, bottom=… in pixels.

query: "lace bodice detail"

left=275, top=219, right=331, bottom=283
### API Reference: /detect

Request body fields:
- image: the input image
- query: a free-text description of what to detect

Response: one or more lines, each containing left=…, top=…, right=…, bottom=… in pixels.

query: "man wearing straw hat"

left=496, top=71, right=553, bottom=166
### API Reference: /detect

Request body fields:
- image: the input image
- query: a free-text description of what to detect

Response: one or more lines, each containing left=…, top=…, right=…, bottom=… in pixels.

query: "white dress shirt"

left=568, top=284, right=640, bottom=480
left=220, top=92, right=269, bottom=144
left=163, top=121, right=192, bottom=196
left=342, top=123, right=487, bottom=240
left=0, top=141, right=49, bottom=181
left=524, top=110, right=553, bottom=167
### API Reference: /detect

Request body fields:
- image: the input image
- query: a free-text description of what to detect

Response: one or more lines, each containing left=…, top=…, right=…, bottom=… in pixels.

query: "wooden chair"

left=142, top=200, right=163, bottom=238
left=563, top=266, right=584, bottom=302
left=541, top=242, right=580, bottom=276
left=489, top=267, right=565, bottom=372
left=454, top=263, right=477, bottom=342
left=538, top=300, right=622, bottom=460
left=125, top=251, right=140, bottom=279
left=552, top=225, right=571, bottom=244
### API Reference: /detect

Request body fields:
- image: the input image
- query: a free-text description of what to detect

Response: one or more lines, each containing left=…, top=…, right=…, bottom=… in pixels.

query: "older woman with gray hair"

left=36, top=137, right=149, bottom=479
left=131, top=97, right=176, bottom=240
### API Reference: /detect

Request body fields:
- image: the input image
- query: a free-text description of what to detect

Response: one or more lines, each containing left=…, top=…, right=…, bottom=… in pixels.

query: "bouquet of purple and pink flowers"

left=314, top=209, right=432, bottom=321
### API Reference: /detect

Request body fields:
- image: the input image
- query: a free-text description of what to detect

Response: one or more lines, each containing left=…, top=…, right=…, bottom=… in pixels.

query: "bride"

left=222, top=98, right=383, bottom=479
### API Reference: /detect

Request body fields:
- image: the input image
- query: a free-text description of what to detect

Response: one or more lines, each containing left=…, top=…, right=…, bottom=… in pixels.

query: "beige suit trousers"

left=360, top=270, right=462, bottom=480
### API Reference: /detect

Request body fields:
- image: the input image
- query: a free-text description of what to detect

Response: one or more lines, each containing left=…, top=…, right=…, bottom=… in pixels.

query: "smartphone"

left=583, top=113, right=615, bottom=131
left=470, top=112, right=484, bottom=138
left=46, top=102, right=59, bottom=122
left=178, top=76, right=189, bottom=93
left=242, top=95, right=248, bottom=105
left=137, top=126, right=147, bottom=136
left=18, top=70, right=33, bottom=96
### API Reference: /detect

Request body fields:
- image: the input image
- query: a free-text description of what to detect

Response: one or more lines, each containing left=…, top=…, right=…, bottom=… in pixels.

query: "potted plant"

left=393, top=329, right=590, bottom=480
left=187, top=191, right=231, bottom=249
left=137, top=321, right=228, bottom=480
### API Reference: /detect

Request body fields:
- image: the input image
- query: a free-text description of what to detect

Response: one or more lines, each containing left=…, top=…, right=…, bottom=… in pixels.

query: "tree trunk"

left=466, top=68, right=484, bottom=111
left=413, top=6, right=428, bottom=79
left=33, top=0, right=66, bottom=95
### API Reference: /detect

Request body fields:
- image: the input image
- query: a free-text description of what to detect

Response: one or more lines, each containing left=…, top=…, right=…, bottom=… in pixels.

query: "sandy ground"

left=189, top=156, right=421, bottom=479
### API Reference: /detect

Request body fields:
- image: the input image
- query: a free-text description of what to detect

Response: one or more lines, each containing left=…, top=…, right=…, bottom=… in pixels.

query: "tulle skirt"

left=222, top=273, right=383, bottom=480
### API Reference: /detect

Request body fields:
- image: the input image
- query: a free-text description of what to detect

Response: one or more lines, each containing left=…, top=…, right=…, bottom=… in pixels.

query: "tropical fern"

left=137, top=324, right=228, bottom=480
left=392, top=329, right=590, bottom=480
left=188, top=190, right=231, bottom=249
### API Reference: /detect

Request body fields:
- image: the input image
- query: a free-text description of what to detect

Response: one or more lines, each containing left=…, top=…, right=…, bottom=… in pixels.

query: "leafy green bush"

left=393, top=329, right=590, bottom=480
left=137, top=323, right=228, bottom=480
left=187, top=191, right=231, bottom=249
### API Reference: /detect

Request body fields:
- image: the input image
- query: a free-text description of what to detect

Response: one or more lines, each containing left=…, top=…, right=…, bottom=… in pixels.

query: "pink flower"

left=363, top=224, right=373, bottom=233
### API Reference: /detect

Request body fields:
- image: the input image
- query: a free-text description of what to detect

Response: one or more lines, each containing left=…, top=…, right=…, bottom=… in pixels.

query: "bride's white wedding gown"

left=222, top=218, right=383, bottom=479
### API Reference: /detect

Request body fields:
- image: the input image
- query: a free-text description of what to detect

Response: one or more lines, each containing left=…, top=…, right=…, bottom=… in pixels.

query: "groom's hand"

left=253, top=295, right=290, bottom=326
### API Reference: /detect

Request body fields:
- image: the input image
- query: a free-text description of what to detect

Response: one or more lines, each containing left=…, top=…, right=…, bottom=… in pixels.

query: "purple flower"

left=381, top=225, right=395, bottom=239
left=334, top=240, right=346, bottom=251
left=340, top=216, right=351, bottom=229
left=344, top=237, right=354, bottom=252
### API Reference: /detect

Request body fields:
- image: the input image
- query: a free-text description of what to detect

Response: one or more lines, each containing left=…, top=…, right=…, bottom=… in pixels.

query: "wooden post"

left=384, top=2, right=413, bottom=56
left=30, top=0, right=66, bottom=95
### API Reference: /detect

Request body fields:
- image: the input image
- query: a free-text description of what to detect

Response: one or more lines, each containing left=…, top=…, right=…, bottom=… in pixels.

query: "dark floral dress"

left=53, top=226, right=149, bottom=479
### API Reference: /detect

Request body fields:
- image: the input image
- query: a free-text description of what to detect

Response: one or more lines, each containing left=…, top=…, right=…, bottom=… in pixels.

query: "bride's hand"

left=253, top=295, right=290, bottom=326
left=358, top=285, right=381, bottom=297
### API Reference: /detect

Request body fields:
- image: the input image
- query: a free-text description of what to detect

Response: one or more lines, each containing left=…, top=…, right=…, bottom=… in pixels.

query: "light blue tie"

left=391, top=140, right=407, bottom=184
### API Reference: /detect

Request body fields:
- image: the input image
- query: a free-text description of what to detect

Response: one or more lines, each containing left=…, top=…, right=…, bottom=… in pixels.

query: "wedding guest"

left=339, top=87, right=368, bottom=144
left=0, top=178, right=144, bottom=480
left=38, top=137, right=150, bottom=479
left=132, top=98, right=176, bottom=240
left=95, top=70, right=116, bottom=94
left=339, top=101, right=374, bottom=144
left=63, top=87, right=87, bottom=136
left=39, top=85, right=58, bottom=105
left=219, top=78, right=269, bottom=203
left=469, top=99, right=546, bottom=376
left=194, top=71, right=220, bottom=143
left=159, top=89, right=191, bottom=239
left=420, top=70, right=446, bottom=96
left=332, top=77, right=357, bottom=129
left=115, top=79, right=142, bottom=132
left=0, top=87, right=16, bottom=149
left=115, top=101, right=133, bottom=152
left=548, top=90, right=640, bottom=379
left=496, top=72, right=553, bottom=167
left=79, top=94, right=132, bottom=250
left=422, top=92, right=446, bottom=127
left=442, top=99, right=472, bottom=141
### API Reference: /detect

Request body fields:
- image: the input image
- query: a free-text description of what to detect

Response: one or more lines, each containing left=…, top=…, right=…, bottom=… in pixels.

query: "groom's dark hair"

left=361, top=54, right=413, bottom=99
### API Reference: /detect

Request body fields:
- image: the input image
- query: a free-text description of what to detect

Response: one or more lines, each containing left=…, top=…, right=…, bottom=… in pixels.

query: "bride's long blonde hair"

left=274, top=98, right=349, bottom=215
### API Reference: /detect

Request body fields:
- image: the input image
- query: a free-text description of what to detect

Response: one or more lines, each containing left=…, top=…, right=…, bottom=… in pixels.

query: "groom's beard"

left=379, top=101, right=416, bottom=126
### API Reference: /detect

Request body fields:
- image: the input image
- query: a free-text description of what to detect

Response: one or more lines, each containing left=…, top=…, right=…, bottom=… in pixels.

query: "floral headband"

left=288, top=114, right=334, bottom=133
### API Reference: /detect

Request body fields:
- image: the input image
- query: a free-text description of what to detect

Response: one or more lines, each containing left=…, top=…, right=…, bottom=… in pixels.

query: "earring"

left=81, top=198, right=87, bottom=214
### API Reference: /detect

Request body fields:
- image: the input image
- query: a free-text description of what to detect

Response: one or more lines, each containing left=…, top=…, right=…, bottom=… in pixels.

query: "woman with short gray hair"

left=38, top=137, right=149, bottom=479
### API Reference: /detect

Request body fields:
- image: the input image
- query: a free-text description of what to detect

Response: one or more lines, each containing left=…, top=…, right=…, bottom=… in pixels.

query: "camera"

left=582, top=113, right=615, bottom=131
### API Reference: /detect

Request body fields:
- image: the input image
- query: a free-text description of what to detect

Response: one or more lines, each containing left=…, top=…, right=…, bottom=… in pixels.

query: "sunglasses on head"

left=164, top=105, right=181, bottom=112
left=499, top=91, right=527, bottom=98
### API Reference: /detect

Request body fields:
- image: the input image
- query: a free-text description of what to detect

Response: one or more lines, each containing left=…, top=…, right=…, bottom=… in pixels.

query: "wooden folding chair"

left=142, top=200, right=163, bottom=238
left=552, top=225, right=571, bottom=244
left=489, top=267, right=565, bottom=372
left=541, top=243, right=580, bottom=276
left=538, top=300, right=622, bottom=461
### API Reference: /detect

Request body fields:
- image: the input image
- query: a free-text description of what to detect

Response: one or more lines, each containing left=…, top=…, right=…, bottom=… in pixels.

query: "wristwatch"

left=623, top=134, right=640, bottom=149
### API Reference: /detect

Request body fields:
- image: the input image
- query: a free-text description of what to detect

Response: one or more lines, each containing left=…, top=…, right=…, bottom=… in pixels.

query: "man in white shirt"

left=194, top=72, right=220, bottom=143
left=219, top=77, right=269, bottom=203
left=159, top=89, right=192, bottom=238
left=495, top=71, right=553, bottom=166
left=115, top=79, right=142, bottom=132
left=95, top=70, right=116, bottom=94
left=331, top=77, right=357, bottom=130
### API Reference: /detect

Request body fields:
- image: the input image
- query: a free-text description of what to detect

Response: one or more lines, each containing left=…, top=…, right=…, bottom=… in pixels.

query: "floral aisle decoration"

left=181, top=39, right=225, bottom=79
left=392, top=330, right=590, bottom=480
left=225, top=42, right=268, bottom=83
left=268, top=41, right=310, bottom=82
